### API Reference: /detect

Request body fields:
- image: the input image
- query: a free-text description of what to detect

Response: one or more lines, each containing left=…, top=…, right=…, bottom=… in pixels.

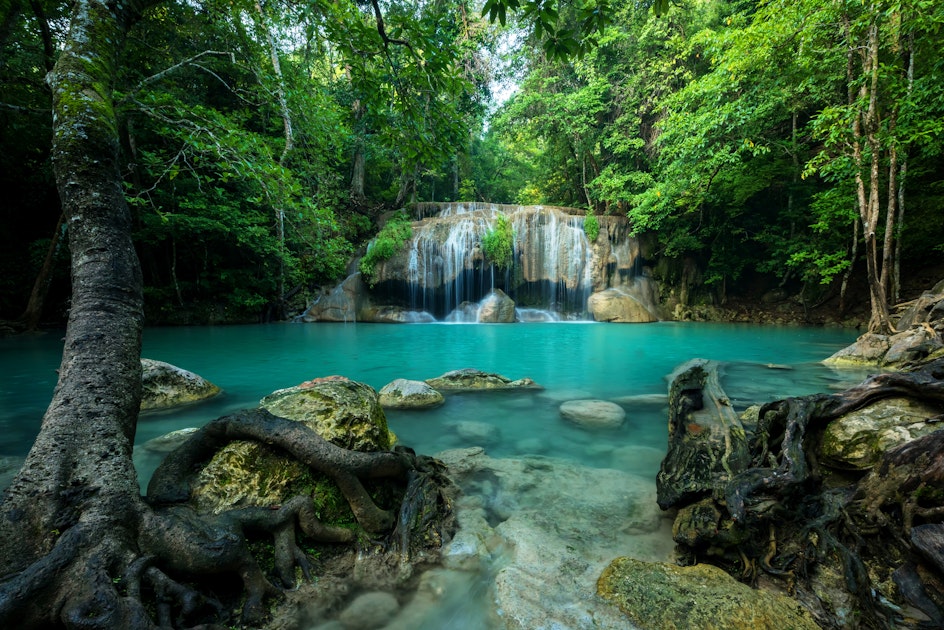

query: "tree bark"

left=0, top=0, right=148, bottom=624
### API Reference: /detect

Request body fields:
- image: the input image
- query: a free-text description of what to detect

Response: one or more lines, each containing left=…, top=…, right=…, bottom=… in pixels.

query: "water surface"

left=0, top=321, right=867, bottom=627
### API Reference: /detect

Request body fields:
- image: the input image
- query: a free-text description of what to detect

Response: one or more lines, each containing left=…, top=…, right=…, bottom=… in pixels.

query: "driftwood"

left=660, top=357, right=944, bottom=629
left=656, top=359, right=750, bottom=510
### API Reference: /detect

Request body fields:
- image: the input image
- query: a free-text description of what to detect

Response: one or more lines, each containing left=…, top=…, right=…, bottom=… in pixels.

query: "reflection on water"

left=0, top=322, right=867, bottom=627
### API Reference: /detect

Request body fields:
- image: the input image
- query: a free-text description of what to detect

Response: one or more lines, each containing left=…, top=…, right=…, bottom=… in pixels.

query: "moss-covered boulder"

left=818, top=396, right=944, bottom=470
left=140, top=358, right=220, bottom=411
left=597, top=558, right=820, bottom=630
left=261, top=376, right=392, bottom=451
left=379, top=379, right=445, bottom=409
left=190, top=376, right=392, bottom=516
left=425, top=368, right=542, bottom=391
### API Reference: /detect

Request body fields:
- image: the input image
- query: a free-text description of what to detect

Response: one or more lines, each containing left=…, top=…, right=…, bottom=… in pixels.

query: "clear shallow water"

left=0, top=322, right=868, bottom=628
left=1, top=322, right=863, bottom=476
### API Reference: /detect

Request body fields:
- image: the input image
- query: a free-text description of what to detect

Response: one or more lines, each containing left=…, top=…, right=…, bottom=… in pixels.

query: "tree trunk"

left=849, top=12, right=893, bottom=334
left=0, top=0, right=148, bottom=624
left=350, top=99, right=367, bottom=204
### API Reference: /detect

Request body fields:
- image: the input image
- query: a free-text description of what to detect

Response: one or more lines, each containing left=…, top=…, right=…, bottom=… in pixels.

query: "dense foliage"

left=358, top=212, right=414, bottom=281
left=2, top=0, right=943, bottom=328
left=0, top=0, right=493, bottom=324
left=481, top=0, right=944, bottom=327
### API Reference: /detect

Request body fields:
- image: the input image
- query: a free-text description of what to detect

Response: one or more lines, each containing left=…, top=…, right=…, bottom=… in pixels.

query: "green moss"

left=359, top=212, right=414, bottom=281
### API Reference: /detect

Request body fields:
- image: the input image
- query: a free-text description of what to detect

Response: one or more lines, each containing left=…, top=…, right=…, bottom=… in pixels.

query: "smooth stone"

left=378, top=379, right=444, bottom=409
left=559, top=399, right=626, bottom=429
left=452, top=421, right=501, bottom=446
left=140, top=427, right=199, bottom=453
left=587, top=288, right=659, bottom=323
left=337, top=591, right=399, bottom=630
left=477, top=289, right=516, bottom=323
left=140, top=358, right=220, bottom=411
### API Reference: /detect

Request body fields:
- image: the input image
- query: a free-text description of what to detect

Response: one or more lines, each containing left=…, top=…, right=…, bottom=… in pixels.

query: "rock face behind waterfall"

left=304, top=203, right=662, bottom=322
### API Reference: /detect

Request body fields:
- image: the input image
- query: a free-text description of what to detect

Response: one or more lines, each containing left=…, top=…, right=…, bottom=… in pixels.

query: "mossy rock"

left=261, top=375, right=391, bottom=451
left=191, top=376, right=392, bottom=516
left=425, top=368, right=542, bottom=391
left=140, top=358, right=220, bottom=411
left=597, top=557, right=819, bottom=630
left=818, top=396, right=944, bottom=470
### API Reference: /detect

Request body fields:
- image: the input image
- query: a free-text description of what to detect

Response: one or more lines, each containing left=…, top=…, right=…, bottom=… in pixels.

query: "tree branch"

left=122, top=50, right=235, bottom=101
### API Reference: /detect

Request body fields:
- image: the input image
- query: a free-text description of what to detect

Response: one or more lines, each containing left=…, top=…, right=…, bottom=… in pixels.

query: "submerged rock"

left=425, top=368, right=542, bottom=392
left=597, top=557, right=820, bottom=630
left=378, top=379, right=444, bottom=409
left=140, top=427, right=199, bottom=453
left=450, top=421, right=501, bottom=446
left=437, top=447, right=672, bottom=630
left=140, top=358, right=220, bottom=411
left=337, top=591, right=399, bottom=630
left=559, top=399, right=626, bottom=429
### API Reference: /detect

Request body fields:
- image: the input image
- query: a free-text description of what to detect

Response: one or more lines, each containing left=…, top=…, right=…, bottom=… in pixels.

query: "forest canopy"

left=1, top=0, right=942, bottom=329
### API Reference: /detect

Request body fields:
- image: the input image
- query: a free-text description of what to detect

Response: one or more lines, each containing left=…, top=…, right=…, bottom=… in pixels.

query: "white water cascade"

left=304, top=203, right=661, bottom=323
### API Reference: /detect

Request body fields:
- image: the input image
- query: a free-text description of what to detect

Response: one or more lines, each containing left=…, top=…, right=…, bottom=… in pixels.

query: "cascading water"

left=307, top=203, right=661, bottom=323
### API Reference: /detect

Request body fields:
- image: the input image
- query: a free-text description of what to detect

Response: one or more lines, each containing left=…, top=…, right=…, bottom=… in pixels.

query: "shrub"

left=481, top=214, right=515, bottom=270
left=584, top=213, right=600, bottom=242
left=359, top=212, right=413, bottom=281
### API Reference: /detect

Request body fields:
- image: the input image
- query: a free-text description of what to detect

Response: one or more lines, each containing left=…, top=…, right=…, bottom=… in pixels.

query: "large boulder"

left=588, top=288, right=658, bottom=323
left=140, top=358, right=220, bottom=411
left=190, top=376, right=391, bottom=514
left=425, top=368, right=542, bottom=391
left=826, top=285, right=944, bottom=367
left=597, top=557, right=820, bottom=630
left=302, top=273, right=365, bottom=322
left=378, top=379, right=444, bottom=409
left=477, top=289, right=516, bottom=323
left=818, top=396, right=944, bottom=470
left=559, top=399, right=626, bottom=429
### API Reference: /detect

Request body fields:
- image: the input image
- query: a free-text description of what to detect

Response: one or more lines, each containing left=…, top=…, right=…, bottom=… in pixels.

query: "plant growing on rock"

left=358, top=212, right=414, bottom=281
left=481, top=214, right=515, bottom=270
left=583, top=213, right=599, bottom=242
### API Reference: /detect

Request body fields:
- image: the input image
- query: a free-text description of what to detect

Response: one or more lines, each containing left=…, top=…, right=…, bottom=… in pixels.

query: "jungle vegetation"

left=2, top=0, right=943, bottom=332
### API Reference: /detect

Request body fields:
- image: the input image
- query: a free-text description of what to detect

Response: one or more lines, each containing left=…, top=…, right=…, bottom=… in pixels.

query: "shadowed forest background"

left=2, top=0, right=944, bottom=328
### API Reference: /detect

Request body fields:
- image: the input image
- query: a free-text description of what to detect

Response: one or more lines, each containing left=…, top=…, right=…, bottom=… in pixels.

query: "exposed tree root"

left=662, top=357, right=944, bottom=629
left=0, top=410, right=453, bottom=629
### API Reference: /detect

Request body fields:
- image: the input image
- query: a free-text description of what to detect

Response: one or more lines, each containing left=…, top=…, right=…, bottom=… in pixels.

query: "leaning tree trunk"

left=0, top=0, right=149, bottom=624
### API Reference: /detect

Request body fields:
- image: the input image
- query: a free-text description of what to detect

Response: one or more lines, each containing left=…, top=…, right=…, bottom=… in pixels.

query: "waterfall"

left=354, top=203, right=659, bottom=322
